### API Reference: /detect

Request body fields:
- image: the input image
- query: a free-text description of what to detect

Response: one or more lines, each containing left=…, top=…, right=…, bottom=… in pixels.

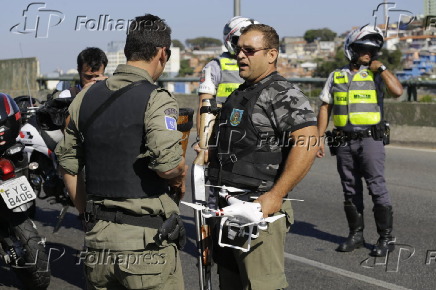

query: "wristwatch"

left=378, top=65, right=387, bottom=73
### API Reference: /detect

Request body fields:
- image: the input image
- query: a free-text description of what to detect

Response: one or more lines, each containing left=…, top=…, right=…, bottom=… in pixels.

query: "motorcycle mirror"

left=29, top=162, right=39, bottom=170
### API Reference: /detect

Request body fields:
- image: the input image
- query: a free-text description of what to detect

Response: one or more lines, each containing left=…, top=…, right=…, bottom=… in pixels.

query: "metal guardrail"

left=36, top=76, right=436, bottom=88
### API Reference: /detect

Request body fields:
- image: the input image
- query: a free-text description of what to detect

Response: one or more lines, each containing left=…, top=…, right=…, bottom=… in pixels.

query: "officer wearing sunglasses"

left=208, top=24, right=318, bottom=290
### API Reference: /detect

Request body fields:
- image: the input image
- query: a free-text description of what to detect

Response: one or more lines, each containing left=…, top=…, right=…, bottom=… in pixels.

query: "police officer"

left=208, top=24, right=318, bottom=289
left=196, top=16, right=259, bottom=134
left=56, top=14, right=186, bottom=289
left=317, top=24, right=403, bottom=257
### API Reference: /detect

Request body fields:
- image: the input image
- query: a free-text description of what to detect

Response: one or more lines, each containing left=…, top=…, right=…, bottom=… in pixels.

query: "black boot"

left=371, top=205, right=395, bottom=257
left=337, top=201, right=365, bottom=252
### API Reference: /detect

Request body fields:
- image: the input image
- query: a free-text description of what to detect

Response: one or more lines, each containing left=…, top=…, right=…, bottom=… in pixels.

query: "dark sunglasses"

left=235, top=46, right=271, bottom=56
left=354, top=45, right=378, bottom=56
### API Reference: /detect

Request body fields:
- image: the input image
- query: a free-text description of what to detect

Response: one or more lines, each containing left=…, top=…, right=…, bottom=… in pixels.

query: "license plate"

left=0, top=176, right=36, bottom=209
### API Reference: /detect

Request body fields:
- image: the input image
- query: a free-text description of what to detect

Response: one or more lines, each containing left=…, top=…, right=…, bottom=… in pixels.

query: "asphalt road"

left=1, top=133, right=435, bottom=289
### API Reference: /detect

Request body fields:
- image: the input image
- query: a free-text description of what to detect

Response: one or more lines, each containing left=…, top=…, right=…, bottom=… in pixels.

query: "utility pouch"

left=326, top=129, right=345, bottom=156
left=383, top=121, right=390, bottom=145
left=156, top=213, right=186, bottom=250
left=83, top=200, right=97, bottom=232
left=371, top=121, right=390, bottom=145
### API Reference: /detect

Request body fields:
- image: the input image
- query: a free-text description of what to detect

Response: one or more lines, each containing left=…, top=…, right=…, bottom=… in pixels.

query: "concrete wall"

left=0, top=58, right=40, bottom=97
left=174, top=94, right=436, bottom=149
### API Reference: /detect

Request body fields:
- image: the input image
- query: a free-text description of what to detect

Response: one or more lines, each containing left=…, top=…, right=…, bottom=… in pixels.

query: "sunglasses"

left=354, top=45, right=378, bottom=56
left=235, top=46, right=271, bottom=56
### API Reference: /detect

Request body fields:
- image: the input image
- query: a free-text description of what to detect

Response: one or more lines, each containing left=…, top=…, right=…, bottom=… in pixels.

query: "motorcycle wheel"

left=11, top=218, right=50, bottom=290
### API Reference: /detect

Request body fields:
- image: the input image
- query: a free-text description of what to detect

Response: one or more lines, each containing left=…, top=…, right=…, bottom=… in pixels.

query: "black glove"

left=157, top=213, right=186, bottom=250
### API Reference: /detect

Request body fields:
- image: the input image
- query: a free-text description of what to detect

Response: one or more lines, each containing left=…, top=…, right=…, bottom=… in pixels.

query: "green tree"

left=172, top=39, right=185, bottom=50
left=313, top=47, right=403, bottom=78
left=178, top=59, right=194, bottom=77
left=313, top=47, right=348, bottom=77
left=304, top=28, right=337, bottom=43
left=185, top=37, right=222, bottom=49
left=378, top=48, right=402, bottom=71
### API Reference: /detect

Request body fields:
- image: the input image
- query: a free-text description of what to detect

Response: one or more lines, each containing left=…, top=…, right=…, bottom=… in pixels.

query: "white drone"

left=182, top=185, right=303, bottom=252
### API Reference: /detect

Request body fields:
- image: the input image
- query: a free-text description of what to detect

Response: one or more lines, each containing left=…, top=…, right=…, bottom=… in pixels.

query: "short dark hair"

left=241, top=24, right=279, bottom=50
left=77, top=47, right=108, bottom=72
left=124, top=14, right=172, bottom=62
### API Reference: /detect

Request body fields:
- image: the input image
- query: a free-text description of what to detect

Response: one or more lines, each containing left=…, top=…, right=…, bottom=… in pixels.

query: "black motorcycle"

left=0, top=142, right=51, bottom=289
left=0, top=93, right=50, bottom=289
left=14, top=95, right=73, bottom=231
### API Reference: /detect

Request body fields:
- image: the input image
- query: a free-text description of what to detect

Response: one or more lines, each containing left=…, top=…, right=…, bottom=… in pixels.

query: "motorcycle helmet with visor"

left=223, top=16, right=260, bottom=55
left=0, top=93, right=22, bottom=151
left=344, top=24, right=384, bottom=62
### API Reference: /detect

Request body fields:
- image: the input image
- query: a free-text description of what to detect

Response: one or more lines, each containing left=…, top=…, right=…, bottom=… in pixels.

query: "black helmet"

left=14, top=95, right=38, bottom=123
left=0, top=93, right=22, bottom=151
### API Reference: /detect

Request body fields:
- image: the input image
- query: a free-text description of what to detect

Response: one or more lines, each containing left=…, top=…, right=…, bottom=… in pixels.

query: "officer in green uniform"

left=208, top=24, right=318, bottom=290
left=56, top=14, right=186, bottom=290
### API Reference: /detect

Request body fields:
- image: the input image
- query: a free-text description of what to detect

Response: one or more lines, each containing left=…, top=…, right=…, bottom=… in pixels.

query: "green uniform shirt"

left=55, top=64, right=183, bottom=250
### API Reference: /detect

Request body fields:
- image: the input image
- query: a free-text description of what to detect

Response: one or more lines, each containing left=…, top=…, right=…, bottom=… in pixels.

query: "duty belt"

left=88, top=203, right=164, bottom=229
left=338, top=129, right=372, bottom=140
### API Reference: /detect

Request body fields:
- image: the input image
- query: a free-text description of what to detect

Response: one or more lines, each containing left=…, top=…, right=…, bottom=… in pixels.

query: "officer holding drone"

left=206, top=23, right=318, bottom=290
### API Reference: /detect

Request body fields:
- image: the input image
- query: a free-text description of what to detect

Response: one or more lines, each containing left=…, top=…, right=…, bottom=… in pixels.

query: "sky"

left=0, top=0, right=424, bottom=74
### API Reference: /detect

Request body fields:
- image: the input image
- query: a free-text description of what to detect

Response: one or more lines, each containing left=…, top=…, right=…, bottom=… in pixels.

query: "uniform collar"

left=240, top=71, right=279, bottom=91
left=112, top=64, right=154, bottom=83
left=340, top=64, right=370, bottom=74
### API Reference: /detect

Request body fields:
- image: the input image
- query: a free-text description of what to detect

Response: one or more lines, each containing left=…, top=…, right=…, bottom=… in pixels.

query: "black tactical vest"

left=208, top=73, right=289, bottom=191
left=79, top=80, right=169, bottom=198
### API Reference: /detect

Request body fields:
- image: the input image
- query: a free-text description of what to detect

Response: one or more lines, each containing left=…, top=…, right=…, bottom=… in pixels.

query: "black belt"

left=340, top=129, right=372, bottom=140
left=92, top=204, right=164, bottom=229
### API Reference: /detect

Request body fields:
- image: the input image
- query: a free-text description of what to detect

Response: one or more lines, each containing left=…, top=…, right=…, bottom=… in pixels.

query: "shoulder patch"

left=164, top=108, right=178, bottom=116
left=165, top=116, right=177, bottom=130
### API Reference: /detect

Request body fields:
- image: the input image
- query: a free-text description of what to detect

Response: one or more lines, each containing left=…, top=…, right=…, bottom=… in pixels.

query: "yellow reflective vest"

left=332, top=69, right=381, bottom=127
left=216, top=57, right=243, bottom=103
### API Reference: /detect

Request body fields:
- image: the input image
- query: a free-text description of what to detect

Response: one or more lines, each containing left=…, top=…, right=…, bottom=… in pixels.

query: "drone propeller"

left=249, top=196, right=304, bottom=202
left=180, top=201, right=207, bottom=211
left=206, top=185, right=249, bottom=193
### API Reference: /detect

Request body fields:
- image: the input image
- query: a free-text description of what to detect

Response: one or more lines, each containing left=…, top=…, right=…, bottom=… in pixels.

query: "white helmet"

left=344, top=24, right=384, bottom=61
left=223, top=16, right=259, bottom=55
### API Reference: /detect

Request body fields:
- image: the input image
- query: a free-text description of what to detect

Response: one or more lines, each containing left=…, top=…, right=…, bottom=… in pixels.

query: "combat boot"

left=337, top=200, right=365, bottom=252
left=371, top=205, right=395, bottom=257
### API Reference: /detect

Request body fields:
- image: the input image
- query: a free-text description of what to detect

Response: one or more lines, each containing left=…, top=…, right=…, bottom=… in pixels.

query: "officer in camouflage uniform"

left=208, top=24, right=318, bottom=290
left=56, top=14, right=186, bottom=290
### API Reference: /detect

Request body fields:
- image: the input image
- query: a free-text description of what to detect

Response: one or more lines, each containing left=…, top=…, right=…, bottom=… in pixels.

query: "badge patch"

left=165, top=116, right=177, bottom=130
left=360, top=71, right=368, bottom=78
left=164, top=108, right=178, bottom=116
left=230, top=109, right=244, bottom=126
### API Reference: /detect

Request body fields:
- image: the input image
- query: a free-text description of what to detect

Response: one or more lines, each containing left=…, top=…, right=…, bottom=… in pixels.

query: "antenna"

left=19, top=43, right=32, bottom=99
left=19, top=43, right=38, bottom=115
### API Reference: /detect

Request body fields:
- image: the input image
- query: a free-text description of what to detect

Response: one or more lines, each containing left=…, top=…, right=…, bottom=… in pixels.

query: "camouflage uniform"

left=209, top=72, right=317, bottom=290
left=55, top=64, right=184, bottom=290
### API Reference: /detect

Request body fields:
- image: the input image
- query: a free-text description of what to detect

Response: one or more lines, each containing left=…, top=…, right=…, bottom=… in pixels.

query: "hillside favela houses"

left=1, top=14, right=435, bottom=100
